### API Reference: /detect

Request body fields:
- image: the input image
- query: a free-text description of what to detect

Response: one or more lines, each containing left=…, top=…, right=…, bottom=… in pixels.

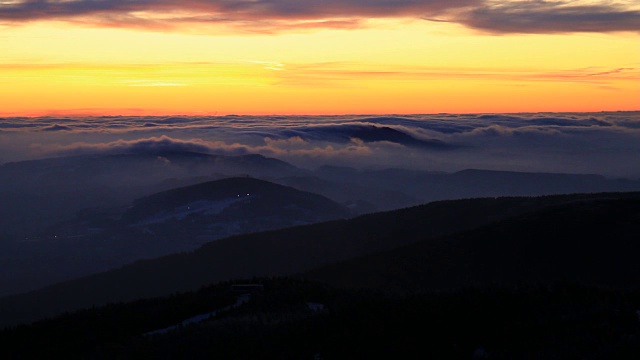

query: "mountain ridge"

left=304, top=197, right=640, bottom=292
left=0, top=176, right=349, bottom=298
left=2, top=191, right=640, bottom=327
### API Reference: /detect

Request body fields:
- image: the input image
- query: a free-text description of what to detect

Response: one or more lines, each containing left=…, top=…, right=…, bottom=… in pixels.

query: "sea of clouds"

left=1, top=112, right=639, bottom=177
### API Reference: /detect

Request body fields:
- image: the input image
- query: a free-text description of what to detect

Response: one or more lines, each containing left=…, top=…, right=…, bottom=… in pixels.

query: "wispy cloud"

left=272, top=63, right=640, bottom=87
left=124, top=80, right=188, bottom=87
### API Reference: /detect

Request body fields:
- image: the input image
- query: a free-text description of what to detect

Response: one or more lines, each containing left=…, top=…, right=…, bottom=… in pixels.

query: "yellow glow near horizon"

left=0, top=19, right=638, bottom=115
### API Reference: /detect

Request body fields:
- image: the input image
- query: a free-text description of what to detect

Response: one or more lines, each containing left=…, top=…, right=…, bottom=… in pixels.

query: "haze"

left=2, top=112, right=640, bottom=177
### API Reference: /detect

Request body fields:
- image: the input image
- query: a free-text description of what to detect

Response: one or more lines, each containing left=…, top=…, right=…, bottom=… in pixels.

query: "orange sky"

left=0, top=1, right=638, bottom=115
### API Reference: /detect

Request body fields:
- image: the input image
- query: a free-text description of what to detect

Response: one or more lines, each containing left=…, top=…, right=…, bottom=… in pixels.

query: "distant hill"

left=121, top=176, right=350, bottom=236
left=305, top=166, right=640, bottom=213
left=274, top=175, right=418, bottom=214
left=0, top=151, right=304, bottom=236
left=2, top=191, right=639, bottom=327
left=328, top=167, right=640, bottom=203
left=3, top=150, right=639, bottom=239
left=0, top=177, right=348, bottom=298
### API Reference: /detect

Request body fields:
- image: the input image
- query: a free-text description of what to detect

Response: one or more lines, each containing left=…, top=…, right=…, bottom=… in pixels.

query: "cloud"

left=40, top=135, right=217, bottom=156
left=16, top=115, right=458, bottom=150
left=2, top=0, right=637, bottom=34
left=28, top=134, right=388, bottom=172
left=456, top=1, right=640, bottom=34
left=0, top=0, right=477, bottom=24
left=5, top=111, right=640, bottom=176
left=470, top=114, right=614, bottom=128
left=272, top=62, right=640, bottom=88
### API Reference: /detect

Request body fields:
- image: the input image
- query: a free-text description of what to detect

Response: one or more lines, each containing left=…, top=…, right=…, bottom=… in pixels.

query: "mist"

left=2, top=112, right=639, bottom=177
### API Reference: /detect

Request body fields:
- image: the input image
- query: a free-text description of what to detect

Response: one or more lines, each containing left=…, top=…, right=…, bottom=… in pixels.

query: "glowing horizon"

left=1, top=1, right=638, bottom=116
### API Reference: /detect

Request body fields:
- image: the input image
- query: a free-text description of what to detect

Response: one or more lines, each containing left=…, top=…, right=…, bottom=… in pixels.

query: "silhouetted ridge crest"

left=2, top=191, right=640, bottom=327
left=305, top=196, right=640, bottom=292
left=124, top=177, right=348, bottom=223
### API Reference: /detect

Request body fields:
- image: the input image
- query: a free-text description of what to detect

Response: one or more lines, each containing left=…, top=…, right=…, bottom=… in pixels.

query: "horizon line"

left=2, top=109, right=639, bottom=118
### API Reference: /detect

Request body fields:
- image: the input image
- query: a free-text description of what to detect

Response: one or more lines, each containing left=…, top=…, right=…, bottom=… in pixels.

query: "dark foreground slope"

left=4, top=195, right=640, bottom=358
left=3, top=279, right=640, bottom=359
left=1, top=192, right=640, bottom=328
left=306, top=197, right=640, bottom=292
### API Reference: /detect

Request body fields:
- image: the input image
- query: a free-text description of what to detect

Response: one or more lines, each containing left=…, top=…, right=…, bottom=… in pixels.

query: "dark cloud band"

left=1, top=0, right=638, bottom=33
left=0, top=0, right=477, bottom=21
left=459, top=2, right=640, bottom=34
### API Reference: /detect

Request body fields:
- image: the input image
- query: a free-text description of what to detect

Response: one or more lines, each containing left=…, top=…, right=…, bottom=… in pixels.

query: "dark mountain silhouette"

left=0, top=177, right=348, bottom=298
left=287, top=124, right=454, bottom=149
left=448, top=169, right=612, bottom=197
left=2, top=191, right=639, bottom=327
left=336, top=125, right=453, bottom=150
left=2, top=148, right=640, bottom=325
left=0, top=151, right=303, bottom=236
left=306, top=166, right=640, bottom=213
left=305, top=196, right=640, bottom=292
left=274, top=175, right=417, bottom=214
left=121, top=176, right=350, bottom=230
left=3, top=278, right=639, bottom=359
left=305, top=166, right=640, bottom=218
left=4, top=148, right=640, bottom=239
left=3, top=150, right=639, bottom=240
left=345, top=167, right=640, bottom=202
left=5, top=194, right=640, bottom=359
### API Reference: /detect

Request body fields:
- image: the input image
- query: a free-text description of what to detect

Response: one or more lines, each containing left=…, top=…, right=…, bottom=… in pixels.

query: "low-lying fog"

left=2, top=112, right=639, bottom=177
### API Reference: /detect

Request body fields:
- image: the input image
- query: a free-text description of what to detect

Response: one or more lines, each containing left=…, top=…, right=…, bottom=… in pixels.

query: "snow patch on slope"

left=134, top=195, right=253, bottom=226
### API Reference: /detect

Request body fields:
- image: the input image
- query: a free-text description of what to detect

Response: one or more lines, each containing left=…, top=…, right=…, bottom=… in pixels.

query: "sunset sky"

left=1, top=0, right=638, bottom=116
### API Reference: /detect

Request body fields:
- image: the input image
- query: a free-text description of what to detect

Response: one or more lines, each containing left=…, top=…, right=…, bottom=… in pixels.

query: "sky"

left=1, top=0, right=638, bottom=116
